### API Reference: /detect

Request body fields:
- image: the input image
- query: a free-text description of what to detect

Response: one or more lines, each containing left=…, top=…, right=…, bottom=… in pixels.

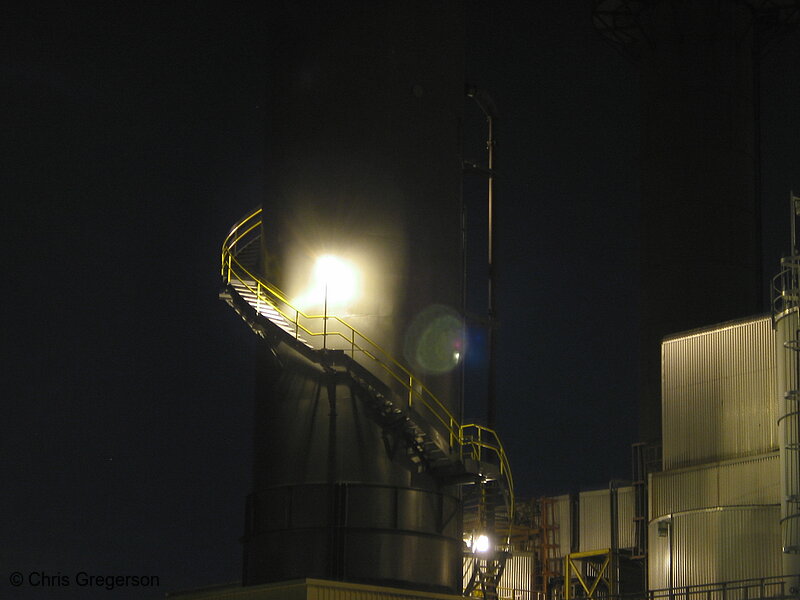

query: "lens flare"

left=404, top=305, right=465, bottom=374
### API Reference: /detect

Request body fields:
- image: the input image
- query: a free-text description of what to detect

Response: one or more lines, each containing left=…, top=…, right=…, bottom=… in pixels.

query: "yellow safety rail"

left=460, top=423, right=515, bottom=525
left=221, top=206, right=514, bottom=533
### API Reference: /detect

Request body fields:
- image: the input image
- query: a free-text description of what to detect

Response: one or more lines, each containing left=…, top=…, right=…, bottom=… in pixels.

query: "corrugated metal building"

left=653, top=315, right=784, bottom=592
left=661, top=316, right=777, bottom=470
left=578, top=487, right=636, bottom=552
left=497, top=553, right=534, bottom=600
left=554, top=494, right=573, bottom=557
left=649, top=453, right=780, bottom=518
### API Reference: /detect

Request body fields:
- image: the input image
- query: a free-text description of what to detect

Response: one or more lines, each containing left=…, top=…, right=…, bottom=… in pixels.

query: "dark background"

left=3, top=3, right=798, bottom=599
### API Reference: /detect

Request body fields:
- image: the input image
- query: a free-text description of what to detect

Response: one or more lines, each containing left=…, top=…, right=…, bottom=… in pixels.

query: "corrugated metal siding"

left=498, top=552, right=533, bottom=600
left=463, top=554, right=532, bottom=599
left=718, top=453, right=780, bottom=505
left=662, top=316, right=777, bottom=469
left=648, top=506, right=781, bottom=592
left=651, top=453, right=780, bottom=518
left=553, top=494, right=572, bottom=557
left=617, top=486, right=636, bottom=550
left=578, top=487, right=635, bottom=552
left=579, top=489, right=611, bottom=552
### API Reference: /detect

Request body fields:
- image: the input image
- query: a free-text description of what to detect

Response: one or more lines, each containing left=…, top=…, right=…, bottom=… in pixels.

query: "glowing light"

left=295, top=254, right=361, bottom=311
left=474, top=534, right=490, bottom=553
left=314, top=255, right=359, bottom=305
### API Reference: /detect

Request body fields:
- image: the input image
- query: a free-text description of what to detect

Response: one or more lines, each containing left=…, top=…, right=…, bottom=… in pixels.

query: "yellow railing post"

left=322, top=286, right=328, bottom=350
left=565, top=556, right=571, bottom=600
left=408, top=376, right=414, bottom=408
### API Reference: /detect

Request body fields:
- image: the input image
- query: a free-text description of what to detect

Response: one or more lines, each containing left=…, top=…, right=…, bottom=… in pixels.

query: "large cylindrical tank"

left=648, top=506, right=782, bottom=593
left=773, top=257, right=800, bottom=589
left=648, top=452, right=786, bottom=591
left=243, top=2, right=466, bottom=593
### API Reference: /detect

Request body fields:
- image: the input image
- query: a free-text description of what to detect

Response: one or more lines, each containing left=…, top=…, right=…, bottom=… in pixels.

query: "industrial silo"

left=773, top=236, right=800, bottom=590
left=232, top=2, right=468, bottom=594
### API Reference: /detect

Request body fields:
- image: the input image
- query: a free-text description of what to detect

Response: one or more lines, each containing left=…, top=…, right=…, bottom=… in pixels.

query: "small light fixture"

left=658, top=519, right=671, bottom=537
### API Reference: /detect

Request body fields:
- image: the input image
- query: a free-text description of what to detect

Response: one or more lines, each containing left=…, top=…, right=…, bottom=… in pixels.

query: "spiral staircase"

left=220, top=206, right=514, bottom=598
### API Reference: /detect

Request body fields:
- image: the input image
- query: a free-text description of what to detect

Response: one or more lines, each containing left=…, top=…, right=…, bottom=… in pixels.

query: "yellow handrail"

left=221, top=206, right=514, bottom=532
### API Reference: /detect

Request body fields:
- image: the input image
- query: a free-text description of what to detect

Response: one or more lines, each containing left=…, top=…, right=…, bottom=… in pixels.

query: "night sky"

left=4, top=3, right=799, bottom=599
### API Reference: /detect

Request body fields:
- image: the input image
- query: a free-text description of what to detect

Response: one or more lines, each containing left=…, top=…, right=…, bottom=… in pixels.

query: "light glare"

left=474, top=534, right=490, bottom=553
left=295, top=254, right=361, bottom=311
left=313, top=255, right=358, bottom=305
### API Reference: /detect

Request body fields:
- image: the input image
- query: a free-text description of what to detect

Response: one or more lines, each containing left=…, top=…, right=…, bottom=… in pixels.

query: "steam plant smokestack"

left=240, top=2, right=466, bottom=594
left=593, top=0, right=799, bottom=444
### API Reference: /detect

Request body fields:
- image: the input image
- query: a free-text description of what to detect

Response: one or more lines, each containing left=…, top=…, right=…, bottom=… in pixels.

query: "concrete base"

left=167, top=578, right=465, bottom=600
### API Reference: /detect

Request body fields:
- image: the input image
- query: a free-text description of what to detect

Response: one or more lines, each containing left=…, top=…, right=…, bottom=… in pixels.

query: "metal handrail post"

left=323, top=284, right=327, bottom=350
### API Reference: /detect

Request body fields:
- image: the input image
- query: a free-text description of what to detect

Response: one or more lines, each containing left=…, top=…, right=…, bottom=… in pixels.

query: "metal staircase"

left=220, top=207, right=515, bottom=593
left=464, top=553, right=510, bottom=600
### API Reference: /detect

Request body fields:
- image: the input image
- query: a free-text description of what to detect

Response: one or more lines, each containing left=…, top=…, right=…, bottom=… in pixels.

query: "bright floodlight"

left=474, top=534, right=490, bottom=553
left=312, top=254, right=359, bottom=307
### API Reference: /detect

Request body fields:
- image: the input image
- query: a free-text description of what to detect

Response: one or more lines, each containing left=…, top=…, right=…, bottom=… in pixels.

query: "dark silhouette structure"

left=240, top=2, right=467, bottom=594
left=593, top=0, right=799, bottom=444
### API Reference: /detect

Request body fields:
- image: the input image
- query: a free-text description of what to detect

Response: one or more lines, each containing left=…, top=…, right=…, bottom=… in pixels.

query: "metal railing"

left=557, top=576, right=797, bottom=600
left=772, top=256, right=800, bottom=317
left=221, top=206, right=514, bottom=531
left=640, top=576, right=793, bottom=600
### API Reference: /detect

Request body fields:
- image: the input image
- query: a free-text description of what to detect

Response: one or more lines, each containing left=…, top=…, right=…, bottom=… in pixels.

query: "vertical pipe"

left=668, top=517, right=673, bottom=597
left=791, top=193, right=797, bottom=256
left=487, top=113, right=496, bottom=430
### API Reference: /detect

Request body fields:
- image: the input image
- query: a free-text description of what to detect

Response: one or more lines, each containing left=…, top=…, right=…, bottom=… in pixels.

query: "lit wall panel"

left=662, top=316, right=777, bottom=469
